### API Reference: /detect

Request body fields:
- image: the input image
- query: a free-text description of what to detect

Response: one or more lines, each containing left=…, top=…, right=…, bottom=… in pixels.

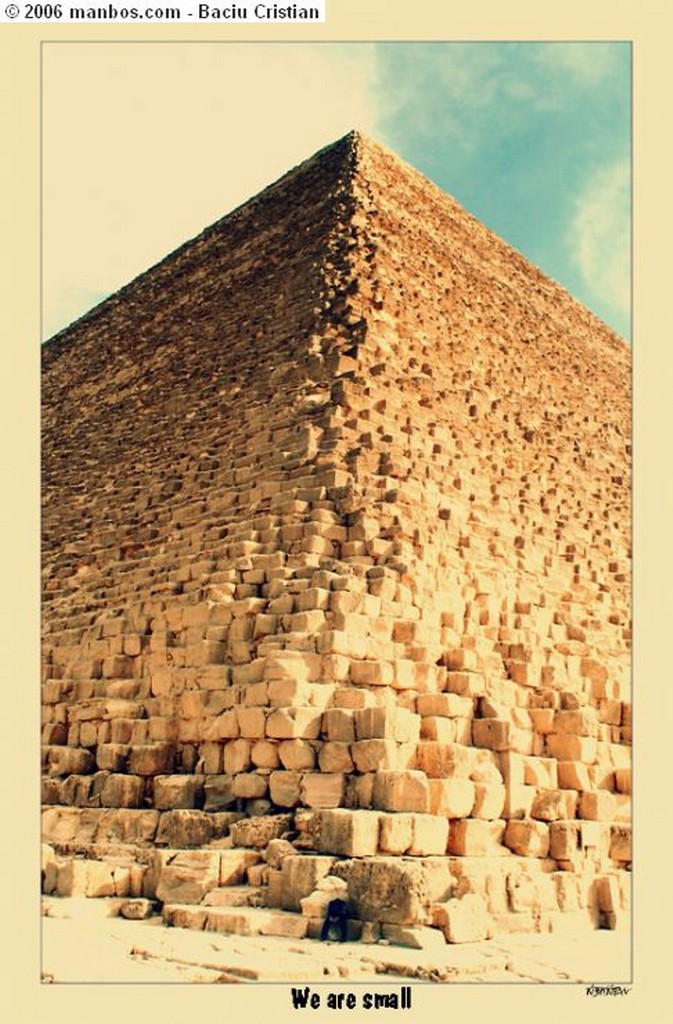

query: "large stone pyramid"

left=41, top=132, right=631, bottom=943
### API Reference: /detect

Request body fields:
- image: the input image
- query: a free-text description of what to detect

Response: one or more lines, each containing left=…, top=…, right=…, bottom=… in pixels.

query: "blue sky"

left=43, top=41, right=631, bottom=340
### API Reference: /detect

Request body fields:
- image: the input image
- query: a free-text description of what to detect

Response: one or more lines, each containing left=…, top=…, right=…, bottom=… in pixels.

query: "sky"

left=42, top=41, right=631, bottom=341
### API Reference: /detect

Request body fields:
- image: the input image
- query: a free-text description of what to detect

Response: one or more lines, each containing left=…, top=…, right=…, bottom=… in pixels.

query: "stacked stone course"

left=42, top=132, right=631, bottom=944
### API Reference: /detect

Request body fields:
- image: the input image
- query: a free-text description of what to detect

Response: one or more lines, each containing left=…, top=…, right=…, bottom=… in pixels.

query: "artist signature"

left=585, top=984, right=631, bottom=997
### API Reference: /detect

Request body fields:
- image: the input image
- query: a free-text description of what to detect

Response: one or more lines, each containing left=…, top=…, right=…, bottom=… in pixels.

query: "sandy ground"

left=40, top=899, right=632, bottom=985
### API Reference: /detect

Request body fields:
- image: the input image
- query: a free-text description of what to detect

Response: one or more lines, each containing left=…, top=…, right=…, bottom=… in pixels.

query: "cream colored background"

left=1, top=2, right=669, bottom=1020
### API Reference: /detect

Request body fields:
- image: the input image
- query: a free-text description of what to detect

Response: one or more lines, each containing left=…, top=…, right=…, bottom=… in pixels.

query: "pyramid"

left=41, top=132, right=631, bottom=942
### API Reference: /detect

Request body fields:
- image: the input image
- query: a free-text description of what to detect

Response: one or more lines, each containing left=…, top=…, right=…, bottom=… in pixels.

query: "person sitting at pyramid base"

left=320, top=898, right=349, bottom=942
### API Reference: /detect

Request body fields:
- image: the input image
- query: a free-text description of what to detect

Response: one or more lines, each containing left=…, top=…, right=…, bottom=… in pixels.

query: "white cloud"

left=42, top=43, right=379, bottom=339
left=570, top=159, right=631, bottom=318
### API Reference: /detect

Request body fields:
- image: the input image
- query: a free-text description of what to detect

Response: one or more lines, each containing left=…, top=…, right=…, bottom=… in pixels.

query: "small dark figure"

left=320, top=898, right=349, bottom=942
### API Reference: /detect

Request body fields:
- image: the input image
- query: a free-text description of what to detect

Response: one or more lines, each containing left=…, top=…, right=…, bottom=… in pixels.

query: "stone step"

left=163, top=903, right=309, bottom=939
left=201, top=885, right=267, bottom=908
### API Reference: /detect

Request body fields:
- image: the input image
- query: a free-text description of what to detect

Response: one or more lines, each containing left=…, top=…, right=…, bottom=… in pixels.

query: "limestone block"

left=318, top=741, right=354, bottom=773
left=321, top=708, right=355, bottom=742
left=546, top=735, right=597, bottom=763
left=57, top=859, right=116, bottom=898
left=219, top=849, right=262, bottom=885
left=504, top=820, right=550, bottom=858
left=408, top=814, right=449, bottom=856
left=156, top=809, right=215, bottom=847
left=580, top=820, right=610, bottom=855
left=615, top=768, right=631, bottom=795
left=226, top=811, right=291, bottom=848
left=265, top=838, right=297, bottom=869
left=378, top=813, right=414, bottom=854
left=609, top=824, right=631, bottom=862
left=381, top=923, right=447, bottom=951
left=331, top=856, right=439, bottom=924
left=434, top=894, right=491, bottom=943
left=448, top=820, right=507, bottom=857
left=315, top=808, right=381, bottom=857
left=416, top=693, right=473, bottom=718
left=203, top=775, right=236, bottom=811
left=269, top=770, right=302, bottom=808
left=266, top=707, right=323, bottom=740
left=372, top=770, right=429, bottom=813
left=416, top=741, right=470, bottom=779
left=223, top=738, right=251, bottom=775
left=353, top=706, right=420, bottom=742
left=579, top=791, right=616, bottom=821
left=278, top=739, right=316, bottom=770
left=351, top=739, right=416, bottom=773
left=236, top=707, right=267, bottom=739
left=553, top=708, right=598, bottom=737
left=471, top=783, right=506, bottom=820
left=503, top=783, right=536, bottom=820
left=428, top=778, right=475, bottom=818
left=232, top=772, right=268, bottom=799
left=523, top=756, right=558, bottom=789
left=153, top=775, right=204, bottom=810
left=343, top=773, right=375, bottom=810
left=128, top=743, right=175, bottom=776
left=199, top=741, right=223, bottom=775
left=100, top=774, right=144, bottom=808
left=47, top=746, right=95, bottom=777
left=120, top=898, right=154, bottom=920
left=94, top=808, right=160, bottom=844
left=250, top=739, right=280, bottom=769
left=155, top=850, right=221, bottom=904
left=557, top=760, right=592, bottom=791
left=530, top=789, right=578, bottom=822
left=279, top=855, right=336, bottom=911
left=264, top=650, right=322, bottom=683
left=95, top=744, right=129, bottom=772
left=445, top=671, right=486, bottom=697
left=300, top=773, right=344, bottom=809
left=473, top=718, right=528, bottom=753
left=299, top=890, right=334, bottom=918
left=529, top=708, right=555, bottom=734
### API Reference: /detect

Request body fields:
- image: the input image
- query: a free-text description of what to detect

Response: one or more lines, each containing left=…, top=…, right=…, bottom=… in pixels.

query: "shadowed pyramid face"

left=41, top=132, right=631, bottom=938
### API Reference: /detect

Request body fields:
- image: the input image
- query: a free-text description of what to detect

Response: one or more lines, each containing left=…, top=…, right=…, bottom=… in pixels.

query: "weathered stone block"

left=428, top=778, right=475, bottom=818
left=153, top=774, right=204, bottom=810
left=278, top=739, right=316, bottom=770
left=203, top=774, right=236, bottom=811
left=318, top=741, right=354, bottom=773
left=300, top=773, right=344, bottom=809
left=372, top=770, right=429, bottom=813
left=269, top=770, right=302, bottom=808
left=229, top=814, right=292, bottom=848
left=280, top=855, right=336, bottom=911
left=100, top=774, right=144, bottom=808
left=408, top=814, right=449, bottom=856
left=378, top=813, right=414, bottom=854
left=315, top=808, right=381, bottom=857
left=156, top=809, right=215, bottom=847
left=331, top=857, right=440, bottom=924
left=504, top=819, right=550, bottom=858
left=128, top=743, right=175, bottom=776
left=471, top=783, right=506, bottom=820
left=155, top=850, right=220, bottom=905
left=435, top=894, right=491, bottom=943
left=448, top=820, right=507, bottom=857
left=266, top=707, right=323, bottom=740
left=351, top=739, right=416, bottom=772
left=530, top=789, right=577, bottom=822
